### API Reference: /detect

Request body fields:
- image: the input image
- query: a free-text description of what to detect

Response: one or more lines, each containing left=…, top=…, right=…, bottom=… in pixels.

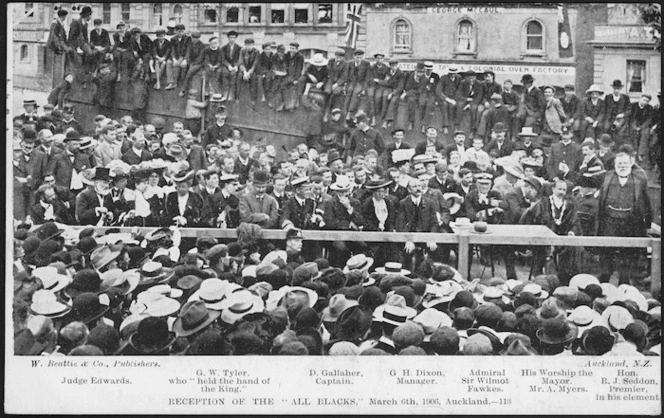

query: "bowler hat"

left=57, top=9, right=68, bottom=17
left=69, top=292, right=110, bottom=325
left=80, top=6, right=92, bottom=18
left=130, top=316, right=176, bottom=354
left=64, top=130, right=81, bottom=142
left=252, top=170, right=271, bottom=186
left=521, top=74, right=534, bottom=84
left=611, top=79, right=624, bottom=89
left=492, top=122, right=506, bottom=133
left=536, top=317, right=578, bottom=345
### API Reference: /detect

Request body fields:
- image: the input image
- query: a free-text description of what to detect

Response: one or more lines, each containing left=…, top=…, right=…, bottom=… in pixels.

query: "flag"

left=557, top=5, right=573, bottom=58
left=344, top=4, right=363, bottom=49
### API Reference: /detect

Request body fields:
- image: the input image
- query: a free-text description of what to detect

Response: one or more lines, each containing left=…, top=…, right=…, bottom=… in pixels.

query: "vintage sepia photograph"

left=6, top=2, right=662, bottom=414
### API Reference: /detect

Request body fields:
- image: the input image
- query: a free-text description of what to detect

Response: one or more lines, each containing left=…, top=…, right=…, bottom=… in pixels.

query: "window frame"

left=293, top=4, right=311, bottom=25
left=521, top=18, right=546, bottom=57
left=172, top=4, right=183, bottom=24
left=102, top=3, right=111, bottom=25
left=152, top=3, right=164, bottom=28
left=121, top=3, right=131, bottom=23
left=223, top=5, right=240, bottom=25
left=247, top=4, right=263, bottom=25
left=316, top=3, right=334, bottom=25
left=24, top=2, right=36, bottom=20
left=269, top=4, right=287, bottom=26
left=20, top=44, right=30, bottom=62
left=202, top=7, right=218, bottom=25
left=453, top=17, right=478, bottom=57
left=626, top=59, right=647, bottom=94
left=390, top=17, right=413, bottom=54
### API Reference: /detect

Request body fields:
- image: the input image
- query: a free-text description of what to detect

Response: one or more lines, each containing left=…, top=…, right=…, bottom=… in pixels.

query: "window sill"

left=521, top=51, right=545, bottom=58
left=453, top=51, right=477, bottom=58
left=390, top=49, right=413, bottom=55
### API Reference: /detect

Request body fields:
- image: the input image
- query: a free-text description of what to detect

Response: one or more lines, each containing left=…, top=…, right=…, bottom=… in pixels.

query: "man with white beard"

left=597, top=151, right=652, bottom=283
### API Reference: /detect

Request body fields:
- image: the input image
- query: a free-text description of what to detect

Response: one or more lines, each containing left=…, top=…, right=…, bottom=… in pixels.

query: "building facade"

left=588, top=3, right=661, bottom=102
left=361, top=3, right=586, bottom=89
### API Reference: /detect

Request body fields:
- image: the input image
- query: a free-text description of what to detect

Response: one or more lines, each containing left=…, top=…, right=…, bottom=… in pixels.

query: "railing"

left=92, top=226, right=661, bottom=294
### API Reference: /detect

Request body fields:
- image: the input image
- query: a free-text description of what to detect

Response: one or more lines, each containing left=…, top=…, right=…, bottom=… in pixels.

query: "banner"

left=558, top=5, right=574, bottom=58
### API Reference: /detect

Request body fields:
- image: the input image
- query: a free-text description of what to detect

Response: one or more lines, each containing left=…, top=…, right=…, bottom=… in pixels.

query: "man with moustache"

left=239, top=170, right=279, bottom=228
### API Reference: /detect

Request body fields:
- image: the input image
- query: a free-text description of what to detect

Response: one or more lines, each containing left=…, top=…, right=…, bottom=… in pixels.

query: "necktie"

left=412, top=200, right=420, bottom=230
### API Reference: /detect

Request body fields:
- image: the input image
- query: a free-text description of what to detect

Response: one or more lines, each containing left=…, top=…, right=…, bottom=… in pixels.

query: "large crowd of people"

left=11, top=6, right=661, bottom=357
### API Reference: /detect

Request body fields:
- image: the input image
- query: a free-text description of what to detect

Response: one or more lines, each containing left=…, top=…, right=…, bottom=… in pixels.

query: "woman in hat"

left=124, top=169, right=162, bottom=227
left=579, top=84, right=606, bottom=140
left=47, top=73, right=74, bottom=110
left=361, top=176, right=400, bottom=267
left=163, top=169, right=203, bottom=228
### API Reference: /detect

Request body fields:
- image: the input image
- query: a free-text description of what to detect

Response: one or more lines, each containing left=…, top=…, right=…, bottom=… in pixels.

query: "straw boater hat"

left=517, top=127, right=538, bottom=137
left=219, top=289, right=265, bottom=325
left=188, top=279, right=242, bottom=311
left=137, top=261, right=172, bottom=287
left=343, top=254, right=374, bottom=274
left=373, top=294, right=417, bottom=325
left=30, top=289, right=72, bottom=318
left=309, top=53, right=329, bottom=67
left=329, top=175, right=354, bottom=192
left=374, top=262, right=411, bottom=276
left=31, top=266, right=72, bottom=293
left=422, top=280, right=464, bottom=309
left=130, top=291, right=182, bottom=317
left=100, top=268, right=140, bottom=296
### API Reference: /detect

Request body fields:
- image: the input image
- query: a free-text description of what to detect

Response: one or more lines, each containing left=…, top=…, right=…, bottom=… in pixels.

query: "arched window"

left=393, top=19, right=411, bottom=52
left=152, top=4, right=163, bottom=27
left=20, top=44, right=29, bottom=61
left=526, top=20, right=544, bottom=52
left=456, top=20, right=476, bottom=53
left=172, top=4, right=183, bottom=24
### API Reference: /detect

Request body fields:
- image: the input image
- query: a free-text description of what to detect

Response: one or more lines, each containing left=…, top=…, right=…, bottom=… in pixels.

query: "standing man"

left=345, top=49, right=371, bottom=121
left=14, top=132, right=48, bottom=219
left=415, top=126, right=446, bottom=156
left=347, top=113, right=385, bottom=161
left=546, top=125, right=582, bottom=184
left=220, top=31, right=241, bottom=101
left=517, top=74, right=546, bottom=135
left=384, top=128, right=412, bottom=168
left=539, top=85, right=567, bottom=149
left=483, top=124, right=513, bottom=159
left=47, top=8, right=72, bottom=56
left=603, top=80, right=631, bottom=137
left=436, top=66, right=461, bottom=134
left=597, top=151, right=652, bottom=283
left=400, top=62, right=427, bottom=131
left=201, top=106, right=233, bottom=149
left=560, top=84, right=581, bottom=141
left=92, top=125, right=121, bottom=167
left=36, top=129, right=63, bottom=166
left=579, top=84, right=606, bottom=140
left=239, top=38, right=260, bottom=104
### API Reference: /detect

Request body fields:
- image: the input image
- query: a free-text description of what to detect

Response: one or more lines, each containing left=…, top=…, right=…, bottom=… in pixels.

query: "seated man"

left=29, top=184, right=70, bottom=225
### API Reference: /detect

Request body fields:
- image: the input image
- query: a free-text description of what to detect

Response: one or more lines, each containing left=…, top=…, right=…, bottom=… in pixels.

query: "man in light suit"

left=93, top=125, right=122, bottom=167
left=539, top=85, right=567, bottom=148
left=239, top=170, right=279, bottom=228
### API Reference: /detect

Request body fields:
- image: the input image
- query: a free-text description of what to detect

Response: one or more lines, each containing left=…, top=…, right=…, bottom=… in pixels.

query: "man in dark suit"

left=597, top=151, right=652, bottom=283
left=47, top=8, right=72, bottom=55
left=179, top=31, right=206, bottom=97
left=182, top=133, right=206, bottom=174
left=220, top=31, right=241, bottom=101
left=234, top=141, right=258, bottom=184
left=121, top=131, right=152, bottom=165
left=284, top=42, right=305, bottom=111
left=75, top=167, right=114, bottom=226
left=89, top=18, right=111, bottom=72
left=395, top=176, right=442, bottom=271
left=483, top=123, right=514, bottom=158
left=414, top=126, right=445, bottom=155
left=29, top=185, right=70, bottom=225
left=201, top=106, right=233, bottom=148
left=419, top=62, right=441, bottom=133
left=367, top=53, right=389, bottom=125
left=129, top=27, right=153, bottom=81
left=37, top=129, right=63, bottom=166
left=517, top=74, right=546, bottom=134
left=384, top=128, right=412, bottom=168
left=428, top=161, right=456, bottom=194
left=201, top=173, right=239, bottom=228
left=163, top=170, right=204, bottom=227
left=45, top=131, right=90, bottom=219
left=546, top=125, right=582, bottom=183
left=112, top=23, right=132, bottom=82
left=456, top=70, right=485, bottom=136
left=436, top=66, right=462, bottom=132
left=444, top=129, right=470, bottom=161
left=603, top=79, right=631, bottom=136
left=14, top=133, right=48, bottom=219
left=325, top=48, right=349, bottom=119
left=625, top=94, right=655, bottom=167
left=399, top=63, right=428, bottom=131
left=379, top=58, right=405, bottom=129
left=281, top=177, right=322, bottom=260
left=68, top=6, right=93, bottom=75
left=169, top=24, right=191, bottom=88
left=344, top=49, right=371, bottom=121
left=151, top=29, right=172, bottom=90
left=238, top=38, right=260, bottom=104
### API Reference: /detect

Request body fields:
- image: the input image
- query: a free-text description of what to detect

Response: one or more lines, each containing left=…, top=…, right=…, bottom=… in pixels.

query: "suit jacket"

left=428, top=176, right=456, bottom=195
left=305, top=65, right=328, bottom=84
left=89, top=28, right=111, bottom=50
left=523, top=86, right=546, bottom=116
left=107, top=187, right=136, bottom=224
left=47, top=151, right=90, bottom=189
left=396, top=195, right=438, bottom=232
left=68, top=18, right=89, bottom=48
left=201, top=190, right=229, bottom=227
left=377, top=68, right=404, bottom=94
left=15, top=150, right=48, bottom=190
left=186, top=145, right=207, bottom=174
left=186, top=39, right=206, bottom=65
left=543, top=98, right=567, bottom=134
left=130, top=34, right=152, bottom=57
left=361, top=195, right=399, bottom=232
left=604, top=93, right=631, bottom=123
left=93, top=141, right=122, bottom=167
left=598, top=170, right=651, bottom=235
left=151, top=38, right=171, bottom=59
left=234, top=157, right=258, bottom=185
left=499, top=188, right=531, bottom=224
left=384, top=141, right=412, bottom=167
left=163, top=191, right=204, bottom=227
left=482, top=81, right=503, bottom=103
left=484, top=139, right=514, bottom=158
left=327, top=58, right=349, bottom=85
left=348, top=127, right=385, bottom=157
left=443, top=143, right=468, bottom=160
left=201, top=122, right=234, bottom=148
left=113, top=31, right=132, bottom=50
left=421, top=72, right=440, bottom=96
left=576, top=155, right=605, bottom=182
left=626, top=102, right=654, bottom=128
left=121, top=148, right=153, bottom=165
left=465, top=189, right=503, bottom=222
left=457, top=80, right=485, bottom=105
left=547, top=141, right=582, bottom=180
left=521, top=196, right=582, bottom=236
left=47, top=19, right=69, bottom=54
left=239, top=193, right=279, bottom=228
left=561, top=94, right=581, bottom=121
left=170, top=34, right=191, bottom=59
left=369, top=62, right=390, bottom=86
left=347, top=59, right=370, bottom=87
left=29, top=200, right=69, bottom=225
left=581, top=98, right=605, bottom=123
left=256, top=51, right=273, bottom=75
left=322, top=197, right=364, bottom=230
left=401, top=71, right=427, bottom=94
left=37, top=145, right=63, bottom=166
left=221, top=42, right=241, bottom=67
left=281, top=196, right=316, bottom=229
left=76, top=187, right=111, bottom=225
left=436, top=74, right=461, bottom=101
left=414, top=139, right=445, bottom=156
left=286, top=52, right=305, bottom=81
left=239, top=47, right=259, bottom=73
